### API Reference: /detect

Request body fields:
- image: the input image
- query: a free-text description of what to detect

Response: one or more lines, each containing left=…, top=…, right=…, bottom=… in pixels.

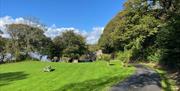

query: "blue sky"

left=0, top=0, right=126, bottom=44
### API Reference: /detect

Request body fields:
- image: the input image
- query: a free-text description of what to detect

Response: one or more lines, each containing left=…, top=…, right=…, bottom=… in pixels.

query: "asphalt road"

left=111, top=64, right=162, bottom=91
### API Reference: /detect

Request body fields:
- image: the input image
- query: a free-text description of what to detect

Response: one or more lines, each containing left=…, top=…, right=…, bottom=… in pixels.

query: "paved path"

left=111, top=64, right=162, bottom=91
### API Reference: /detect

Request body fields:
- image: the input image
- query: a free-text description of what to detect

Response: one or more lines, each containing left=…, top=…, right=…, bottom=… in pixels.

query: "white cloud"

left=0, top=16, right=104, bottom=44
left=0, top=16, right=17, bottom=38
left=86, top=27, right=104, bottom=44
left=44, top=25, right=81, bottom=39
left=45, top=26, right=104, bottom=44
left=0, top=16, right=41, bottom=38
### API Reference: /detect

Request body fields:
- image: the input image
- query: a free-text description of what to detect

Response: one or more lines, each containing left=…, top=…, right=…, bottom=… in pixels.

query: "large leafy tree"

left=99, top=0, right=160, bottom=54
left=6, top=24, right=51, bottom=61
left=53, top=30, right=87, bottom=60
left=99, top=0, right=180, bottom=69
left=154, top=0, right=180, bottom=68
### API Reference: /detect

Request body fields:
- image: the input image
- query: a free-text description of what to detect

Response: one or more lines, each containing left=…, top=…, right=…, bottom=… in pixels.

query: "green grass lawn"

left=0, top=60, right=135, bottom=91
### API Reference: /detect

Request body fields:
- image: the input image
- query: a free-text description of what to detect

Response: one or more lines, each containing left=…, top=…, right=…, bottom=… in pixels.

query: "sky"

left=0, top=0, right=126, bottom=44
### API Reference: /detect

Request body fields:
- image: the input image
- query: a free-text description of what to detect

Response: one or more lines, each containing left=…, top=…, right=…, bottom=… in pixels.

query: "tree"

left=37, top=37, right=55, bottom=60
left=0, top=36, right=5, bottom=53
left=0, top=31, right=6, bottom=63
left=154, top=0, right=180, bottom=69
left=87, top=44, right=99, bottom=53
left=0, top=30, right=4, bottom=52
left=53, top=30, right=87, bottom=61
left=6, top=24, right=51, bottom=61
left=99, top=0, right=160, bottom=59
left=98, top=0, right=180, bottom=69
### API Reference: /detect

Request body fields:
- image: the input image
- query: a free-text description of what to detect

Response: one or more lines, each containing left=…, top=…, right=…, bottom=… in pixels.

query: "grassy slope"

left=0, top=60, right=135, bottom=91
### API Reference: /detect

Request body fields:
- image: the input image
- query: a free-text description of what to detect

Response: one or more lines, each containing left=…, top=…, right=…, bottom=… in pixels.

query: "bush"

left=61, top=57, right=70, bottom=62
left=147, top=49, right=162, bottom=62
left=97, top=54, right=111, bottom=63
left=79, top=55, right=88, bottom=60
left=116, top=50, right=132, bottom=67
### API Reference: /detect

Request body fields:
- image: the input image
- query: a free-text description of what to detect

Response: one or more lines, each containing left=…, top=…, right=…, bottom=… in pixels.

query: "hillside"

left=98, top=0, right=180, bottom=69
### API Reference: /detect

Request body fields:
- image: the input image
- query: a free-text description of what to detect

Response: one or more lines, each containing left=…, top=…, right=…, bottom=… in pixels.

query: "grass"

left=0, top=60, right=135, bottom=91
left=155, top=69, right=177, bottom=91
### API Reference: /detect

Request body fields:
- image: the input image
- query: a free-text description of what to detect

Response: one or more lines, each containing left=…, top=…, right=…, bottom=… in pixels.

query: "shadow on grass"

left=158, top=72, right=174, bottom=91
left=109, top=63, right=115, bottom=66
left=54, top=76, right=124, bottom=91
left=153, top=66, right=178, bottom=91
left=0, top=71, right=28, bottom=86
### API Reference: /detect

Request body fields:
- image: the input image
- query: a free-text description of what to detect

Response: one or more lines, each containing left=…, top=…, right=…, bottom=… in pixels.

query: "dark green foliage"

left=0, top=37, right=5, bottom=52
left=99, top=0, right=161, bottom=58
left=3, top=24, right=88, bottom=62
left=53, top=30, right=87, bottom=60
left=37, top=37, right=55, bottom=58
left=156, top=15, right=180, bottom=69
left=155, top=0, right=180, bottom=69
left=0, top=36, right=6, bottom=63
left=99, top=0, right=180, bottom=69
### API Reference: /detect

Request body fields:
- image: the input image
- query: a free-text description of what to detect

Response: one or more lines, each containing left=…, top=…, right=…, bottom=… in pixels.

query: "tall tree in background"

left=53, top=30, right=87, bottom=60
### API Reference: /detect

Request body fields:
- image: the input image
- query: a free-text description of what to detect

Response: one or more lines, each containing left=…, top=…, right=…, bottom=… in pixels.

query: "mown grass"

left=0, top=60, right=135, bottom=91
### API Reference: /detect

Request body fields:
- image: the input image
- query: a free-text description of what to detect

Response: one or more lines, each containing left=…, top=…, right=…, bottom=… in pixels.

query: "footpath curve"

left=111, top=64, right=162, bottom=91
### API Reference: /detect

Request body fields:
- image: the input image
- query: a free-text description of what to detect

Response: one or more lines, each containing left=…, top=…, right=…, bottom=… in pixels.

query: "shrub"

left=97, top=54, right=111, bottom=63
left=79, top=55, right=88, bottom=60
left=116, top=50, right=132, bottom=67
left=147, top=49, right=162, bottom=62
left=61, top=57, right=70, bottom=62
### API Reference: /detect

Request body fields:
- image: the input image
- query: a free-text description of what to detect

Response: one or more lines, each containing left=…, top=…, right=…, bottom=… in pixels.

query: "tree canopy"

left=98, top=0, right=180, bottom=69
left=6, top=24, right=51, bottom=60
left=53, top=30, right=87, bottom=59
